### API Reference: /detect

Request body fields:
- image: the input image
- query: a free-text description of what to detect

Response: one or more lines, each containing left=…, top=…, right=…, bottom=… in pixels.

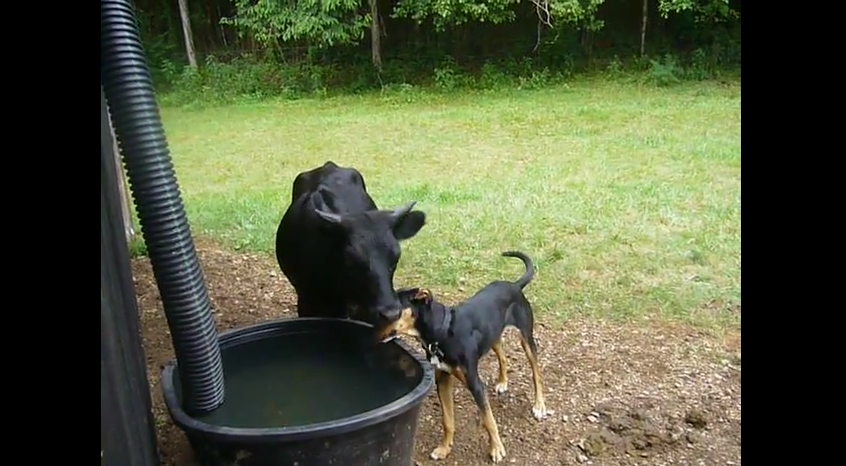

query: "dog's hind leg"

left=518, top=330, right=550, bottom=420
left=465, top=362, right=507, bottom=463
left=492, top=340, right=509, bottom=395
left=430, top=370, right=457, bottom=461
left=510, top=299, right=551, bottom=420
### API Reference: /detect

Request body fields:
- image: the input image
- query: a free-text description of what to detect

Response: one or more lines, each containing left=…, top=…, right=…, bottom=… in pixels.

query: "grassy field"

left=158, top=79, right=741, bottom=329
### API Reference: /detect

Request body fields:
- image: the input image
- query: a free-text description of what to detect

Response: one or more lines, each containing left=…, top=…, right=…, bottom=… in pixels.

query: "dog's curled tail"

left=501, top=251, right=536, bottom=290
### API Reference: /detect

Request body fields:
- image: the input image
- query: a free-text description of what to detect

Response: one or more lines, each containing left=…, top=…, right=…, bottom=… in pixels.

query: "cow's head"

left=314, top=201, right=426, bottom=324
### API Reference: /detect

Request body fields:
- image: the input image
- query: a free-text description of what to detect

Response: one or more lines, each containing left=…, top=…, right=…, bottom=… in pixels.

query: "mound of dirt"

left=571, top=393, right=741, bottom=464
left=575, top=400, right=710, bottom=459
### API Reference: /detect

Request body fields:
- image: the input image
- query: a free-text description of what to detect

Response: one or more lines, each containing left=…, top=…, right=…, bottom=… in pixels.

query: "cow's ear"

left=389, top=202, right=426, bottom=241
left=394, top=211, right=425, bottom=240
left=315, top=209, right=343, bottom=225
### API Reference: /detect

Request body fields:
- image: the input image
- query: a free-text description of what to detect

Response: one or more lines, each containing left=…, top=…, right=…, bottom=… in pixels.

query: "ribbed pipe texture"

left=101, top=0, right=225, bottom=415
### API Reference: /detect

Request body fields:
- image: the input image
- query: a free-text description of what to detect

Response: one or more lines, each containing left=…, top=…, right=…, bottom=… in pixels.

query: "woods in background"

left=137, top=0, right=740, bottom=102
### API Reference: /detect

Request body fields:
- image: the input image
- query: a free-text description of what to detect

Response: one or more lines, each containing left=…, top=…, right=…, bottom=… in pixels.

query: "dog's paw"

left=489, top=442, right=506, bottom=463
left=494, top=381, right=508, bottom=395
left=430, top=446, right=451, bottom=461
left=532, top=405, right=553, bottom=420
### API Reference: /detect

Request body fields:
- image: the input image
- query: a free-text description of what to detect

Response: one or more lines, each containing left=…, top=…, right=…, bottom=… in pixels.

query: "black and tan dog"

left=380, top=251, right=550, bottom=463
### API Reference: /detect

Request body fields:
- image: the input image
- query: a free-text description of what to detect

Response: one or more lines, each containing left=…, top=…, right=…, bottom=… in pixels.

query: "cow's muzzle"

left=375, top=304, right=402, bottom=323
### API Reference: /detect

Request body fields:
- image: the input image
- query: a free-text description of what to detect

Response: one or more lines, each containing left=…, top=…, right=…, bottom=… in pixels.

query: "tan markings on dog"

left=430, top=371, right=456, bottom=461
left=492, top=340, right=509, bottom=395
left=480, top=393, right=507, bottom=462
left=413, top=288, right=433, bottom=302
left=449, top=365, right=467, bottom=387
left=377, top=307, right=419, bottom=342
left=430, top=355, right=453, bottom=374
left=519, top=335, right=549, bottom=420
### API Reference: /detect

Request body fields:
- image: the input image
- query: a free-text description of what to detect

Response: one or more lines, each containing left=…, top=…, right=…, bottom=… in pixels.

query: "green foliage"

left=647, top=54, right=683, bottom=86
left=516, top=65, right=553, bottom=90
left=433, top=56, right=472, bottom=90
left=477, top=62, right=511, bottom=88
left=134, top=4, right=182, bottom=86
left=605, top=55, right=624, bottom=77
left=221, top=0, right=369, bottom=49
left=551, top=0, right=606, bottom=30
left=686, top=48, right=712, bottom=80
left=138, top=0, right=741, bottom=73
left=392, top=0, right=613, bottom=30
left=643, top=47, right=736, bottom=87
left=155, top=47, right=737, bottom=106
left=658, top=0, right=739, bottom=22
left=128, top=237, right=149, bottom=259
left=393, top=0, right=520, bottom=28
left=159, top=54, right=339, bottom=106
left=141, top=0, right=740, bottom=104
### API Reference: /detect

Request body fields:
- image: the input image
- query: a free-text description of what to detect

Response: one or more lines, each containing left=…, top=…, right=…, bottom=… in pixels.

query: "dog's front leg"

left=431, top=370, right=456, bottom=461
left=465, top=364, right=506, bottom=463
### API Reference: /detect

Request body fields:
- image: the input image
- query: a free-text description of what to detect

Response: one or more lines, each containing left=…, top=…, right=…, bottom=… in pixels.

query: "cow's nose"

left=376, top=304, right=401, bottom=322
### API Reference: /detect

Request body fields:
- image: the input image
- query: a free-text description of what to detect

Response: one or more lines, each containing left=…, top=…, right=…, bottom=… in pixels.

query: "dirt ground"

left=134, top=239, right=741, bottom=466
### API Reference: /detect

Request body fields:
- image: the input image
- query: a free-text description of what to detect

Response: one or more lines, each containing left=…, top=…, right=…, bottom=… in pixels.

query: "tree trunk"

left=583, top=28, right=594, bottom=68
left=369, top=0, right=382, bottom=70
left=640, top=0, right=648, bottom=56
left=177, top=0, right=199, bottom=68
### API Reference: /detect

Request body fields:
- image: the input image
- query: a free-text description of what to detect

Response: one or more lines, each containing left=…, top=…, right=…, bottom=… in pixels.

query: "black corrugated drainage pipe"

left=101, top=0, right=225, bottom=415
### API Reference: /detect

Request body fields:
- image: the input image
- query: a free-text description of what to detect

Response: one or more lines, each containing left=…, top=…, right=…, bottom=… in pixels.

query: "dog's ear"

left=396, top=287, right=421, bottom=307
left=412, top=288, right=433, bottom=304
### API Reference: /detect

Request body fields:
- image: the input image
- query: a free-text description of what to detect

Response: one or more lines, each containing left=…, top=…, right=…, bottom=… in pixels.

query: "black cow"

left=275, top=161, right=426, bottom=325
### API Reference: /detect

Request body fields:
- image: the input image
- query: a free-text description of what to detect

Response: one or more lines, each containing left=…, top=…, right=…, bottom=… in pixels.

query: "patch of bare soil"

left=133, top=239, right=741, bottom=466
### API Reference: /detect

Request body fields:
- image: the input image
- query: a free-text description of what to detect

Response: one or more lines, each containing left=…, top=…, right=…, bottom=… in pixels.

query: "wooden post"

left=107, top=110, right=136, bottom=244
left=101, top=85, right=159, bottom=466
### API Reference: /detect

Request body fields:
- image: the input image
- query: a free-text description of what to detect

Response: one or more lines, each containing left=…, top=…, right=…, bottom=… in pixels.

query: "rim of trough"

left=161, top=317, right=436, bottom=443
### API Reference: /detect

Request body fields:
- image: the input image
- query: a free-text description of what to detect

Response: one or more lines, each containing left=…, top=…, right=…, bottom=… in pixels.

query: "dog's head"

left=377, top=287, right=434, bottom=343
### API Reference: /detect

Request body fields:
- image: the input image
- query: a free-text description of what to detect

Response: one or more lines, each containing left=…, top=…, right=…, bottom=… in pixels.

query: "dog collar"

left=424, top=306, right=453, bottom=365
left=439, top=307, right=452, bottom=334
left=425, top=342, right=445, bottom=362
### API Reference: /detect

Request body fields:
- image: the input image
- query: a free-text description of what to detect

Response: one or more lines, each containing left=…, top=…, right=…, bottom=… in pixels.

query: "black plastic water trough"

left=163, top=318, right=434, bottom=466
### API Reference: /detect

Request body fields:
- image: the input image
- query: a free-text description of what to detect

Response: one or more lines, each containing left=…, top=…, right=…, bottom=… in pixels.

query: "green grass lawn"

left=159, top=79, right=741, bottom=329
